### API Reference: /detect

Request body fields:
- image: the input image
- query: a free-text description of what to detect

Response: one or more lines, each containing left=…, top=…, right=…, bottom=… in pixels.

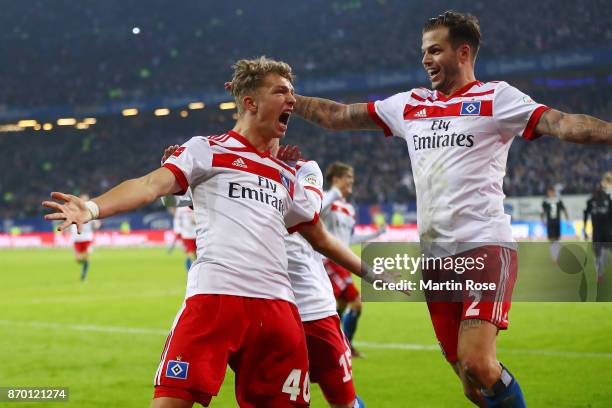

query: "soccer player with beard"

left=291, top=11, right=612, bottom=407
left=42, top=57, right=368, bottom=408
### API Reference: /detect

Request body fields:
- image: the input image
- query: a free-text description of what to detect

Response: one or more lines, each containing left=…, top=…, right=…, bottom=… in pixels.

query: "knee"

left=458, top=354, right=500, bottom=388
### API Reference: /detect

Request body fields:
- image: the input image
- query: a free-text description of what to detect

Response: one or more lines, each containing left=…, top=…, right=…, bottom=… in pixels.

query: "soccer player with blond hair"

left=43, top=56, right=366, bottom=408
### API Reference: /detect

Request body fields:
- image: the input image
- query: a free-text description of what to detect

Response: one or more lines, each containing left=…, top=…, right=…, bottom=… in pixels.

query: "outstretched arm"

left=535, top=109, right=612, bottom=144
left=299, top=220, right=373, bottom=281
left=295, top=95, right=379, bottom=131
left=43, top=167, right=181, bottom=232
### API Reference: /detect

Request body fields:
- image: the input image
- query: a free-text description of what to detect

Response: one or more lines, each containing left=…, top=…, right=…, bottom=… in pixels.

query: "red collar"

left=228, top=130, right=271, bottom=158
left=435, top=80, right=481, bottom=102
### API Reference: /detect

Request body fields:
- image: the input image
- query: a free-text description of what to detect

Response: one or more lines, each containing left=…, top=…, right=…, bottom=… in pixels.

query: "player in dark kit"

left=584, top=182, right=612, bottom=284
left=541, top=186, right=568, bottom=262
left=542, top=187, right=567, bottom=240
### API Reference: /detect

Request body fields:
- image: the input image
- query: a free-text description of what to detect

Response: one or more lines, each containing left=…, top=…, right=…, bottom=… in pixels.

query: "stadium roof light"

left=154, top=108, right=170, bottom=116
left=122, top=108, right=139, bottom=116
left=17, top=119, right=38, bottom=128
left=76, top=122, right=90, bottom=129
left=34, top=124, right=42, bottom=131
left=180, top=110, right=189, bottom=118
left=219, top=102, right=236, bottom=110
left=43, top=123, right=53, bottom=131
left=0, top=124, right=25, bottom=132
left=57, top=118, right=77, bottom=126
left=188, top=102, right=205, bottom=110
left=83, top=118, right=97, bottom=125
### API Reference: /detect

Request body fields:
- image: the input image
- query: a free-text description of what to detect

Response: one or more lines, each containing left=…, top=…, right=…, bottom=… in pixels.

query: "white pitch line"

left=0, top=320, right=168, bottom=336
left=2, top=320, right=612, bottom=359
left=0, top=290, right=183, bottom=306
left=353, top=341, right=612, bottom=359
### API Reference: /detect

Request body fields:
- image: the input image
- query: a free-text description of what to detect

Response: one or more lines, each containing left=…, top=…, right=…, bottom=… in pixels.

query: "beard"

left=431, top=63, right=461, bottom=95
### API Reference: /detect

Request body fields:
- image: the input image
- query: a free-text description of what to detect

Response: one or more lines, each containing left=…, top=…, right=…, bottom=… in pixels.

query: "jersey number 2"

left=465, top=289, right=481, bottom=317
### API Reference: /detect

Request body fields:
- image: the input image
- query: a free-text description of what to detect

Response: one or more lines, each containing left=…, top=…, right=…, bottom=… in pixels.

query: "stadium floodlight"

left=154, top=108, right=170, bottom=116
left=83, top=118, right=97, bottom=125
left=76, top=122, right=90, bottom=129
left=57, top=118, right=77, bottom=126
left=0, top=124, right=25, bottom=132
left=34, top=124, right=42, bottom=131
left=17, top=120, right=38, bottom=128
left=219, top=102, right=236, bottom=110
left=122, top=108, right=139, bottom=116
left=43, top=123, right=53, bottom=131
left=188, top=102, right=205, bottom=110
left=180, top=110, right=189, bottom=118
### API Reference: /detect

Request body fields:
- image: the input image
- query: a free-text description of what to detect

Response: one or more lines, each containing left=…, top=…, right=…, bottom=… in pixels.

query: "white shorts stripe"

left=154, top=301, right=186, bottom=386
left=494, top=248, right=510, bottom=325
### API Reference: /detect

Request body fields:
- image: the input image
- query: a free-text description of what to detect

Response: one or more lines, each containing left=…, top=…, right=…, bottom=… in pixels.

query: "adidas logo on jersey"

left=232, top=158, right=247, bottom=168
left=414, top=108, right=427, bottom=118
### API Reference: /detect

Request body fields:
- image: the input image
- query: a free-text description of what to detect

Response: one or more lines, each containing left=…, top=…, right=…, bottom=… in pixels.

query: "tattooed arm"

left=295, top=95, right=380, bottom=130
left=535, top=109, right=612, bottom=144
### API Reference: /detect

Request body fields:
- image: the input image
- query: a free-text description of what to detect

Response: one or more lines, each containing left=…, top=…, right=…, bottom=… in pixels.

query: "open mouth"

left=278, top=112, right=291, bottom=131
left=279, top=112, right=291, bottom=125
left=427, top=68, right=441, bottom=80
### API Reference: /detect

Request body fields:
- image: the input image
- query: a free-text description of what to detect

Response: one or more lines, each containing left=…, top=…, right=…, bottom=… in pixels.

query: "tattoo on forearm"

left=540, top=109, right=612, bottom=144
left=295, top=95, right=342, bottom=128
left=295, top=95, right=376, bottom=130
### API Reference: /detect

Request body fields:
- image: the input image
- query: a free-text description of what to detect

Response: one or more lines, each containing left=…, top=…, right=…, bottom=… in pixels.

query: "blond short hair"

left=231, top=56, right=294, bottom=114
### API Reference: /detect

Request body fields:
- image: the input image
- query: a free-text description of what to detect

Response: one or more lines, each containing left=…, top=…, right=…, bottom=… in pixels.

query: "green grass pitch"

left=1, top=246, right=611, bottom=407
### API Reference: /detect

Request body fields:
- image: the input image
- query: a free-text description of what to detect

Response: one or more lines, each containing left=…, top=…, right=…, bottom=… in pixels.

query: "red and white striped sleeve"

left=367, top=91, right=413, bottom=137
left=162, top=137, right=213, bottom=195
left=493, top=81, right=551, bottom=141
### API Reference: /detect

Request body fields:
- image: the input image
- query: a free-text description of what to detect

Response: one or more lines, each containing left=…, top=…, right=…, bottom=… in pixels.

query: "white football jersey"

left=172, top=209, right=182, bottom=235
left=162, top=131, right=319, bottom=303
left=70, top=222, right=95, bottom=243
left=285, top=159, right=337, bottom=322
left=368, top=81, right=550, bottom=255
left=321, top=194, right=356, bottom=247
left=175, top=206, right=196, bottom=239
left=167, top=160, right=338, bottom=321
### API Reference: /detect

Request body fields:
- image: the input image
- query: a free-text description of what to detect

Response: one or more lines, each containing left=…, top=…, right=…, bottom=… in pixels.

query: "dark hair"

left=325, top=162, right=353, bottom=186
left=423, top=11, right=481, bottom=60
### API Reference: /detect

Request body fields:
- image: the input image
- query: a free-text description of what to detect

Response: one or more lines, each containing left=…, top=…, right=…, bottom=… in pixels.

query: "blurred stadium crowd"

left=1, top=0, right=610, bottom=106
left=1, top=0, right=611, bottom=218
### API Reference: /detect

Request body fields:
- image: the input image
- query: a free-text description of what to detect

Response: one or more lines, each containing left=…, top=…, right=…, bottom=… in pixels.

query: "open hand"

left=276, top=145, right=302, bottom=166
left=42, top=192, right=92, bottom=233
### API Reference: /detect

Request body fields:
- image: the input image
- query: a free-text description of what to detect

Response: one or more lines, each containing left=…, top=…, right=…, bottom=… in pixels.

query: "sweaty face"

left=421, top=27, right=461, bottom=94
left=251, top=73, right=296, bottom=139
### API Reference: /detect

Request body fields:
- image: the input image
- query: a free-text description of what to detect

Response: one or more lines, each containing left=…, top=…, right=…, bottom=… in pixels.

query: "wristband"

left=85, top=200, right=100, bottom=220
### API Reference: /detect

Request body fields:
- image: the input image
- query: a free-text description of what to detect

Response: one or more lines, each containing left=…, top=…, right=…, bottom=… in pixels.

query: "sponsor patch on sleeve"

left=303, top=173, right=321, bottom=187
